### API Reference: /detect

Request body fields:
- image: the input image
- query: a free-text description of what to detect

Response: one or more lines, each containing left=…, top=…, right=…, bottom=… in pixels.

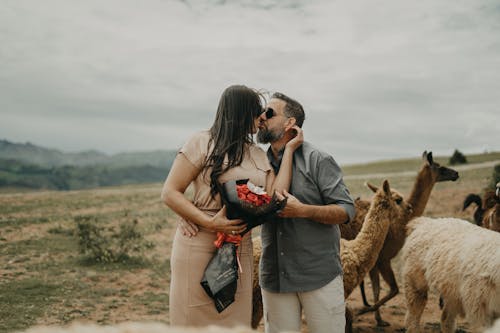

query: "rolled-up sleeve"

left=316, top=155, right=356, bottom=222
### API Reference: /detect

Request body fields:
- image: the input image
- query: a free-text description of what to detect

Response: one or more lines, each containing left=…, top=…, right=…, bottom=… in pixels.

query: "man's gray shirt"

left=260, top=141, right=355, bottom=293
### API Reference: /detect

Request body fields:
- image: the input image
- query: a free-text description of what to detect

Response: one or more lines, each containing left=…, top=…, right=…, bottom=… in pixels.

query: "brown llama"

left=341, top=180, right=413, bottom=332
left=251, top=180, right=413, bottom=332
left=462, top=191, right=497, bottom=226
left=482, top=182, right=500, bottom=232
left=352, top=151, right=459, bottom=327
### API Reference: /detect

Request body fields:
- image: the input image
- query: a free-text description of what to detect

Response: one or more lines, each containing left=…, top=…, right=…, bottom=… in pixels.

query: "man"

left=257, top=92, right=355, bottom=333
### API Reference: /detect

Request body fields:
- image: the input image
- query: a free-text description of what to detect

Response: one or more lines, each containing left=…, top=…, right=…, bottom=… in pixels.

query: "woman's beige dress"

left=169, top=131, right=272, bottom=327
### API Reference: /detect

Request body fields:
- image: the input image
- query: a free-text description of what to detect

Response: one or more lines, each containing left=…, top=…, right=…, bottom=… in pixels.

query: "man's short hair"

left=272, top=92, right=305, bottom=128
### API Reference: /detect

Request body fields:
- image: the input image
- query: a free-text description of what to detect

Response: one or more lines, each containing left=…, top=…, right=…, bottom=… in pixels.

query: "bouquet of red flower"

left=201, top=179, right=286, bottom=313
left=222, top=179, right=286, bottom=234
left=236, top=182, right=272, bottom=206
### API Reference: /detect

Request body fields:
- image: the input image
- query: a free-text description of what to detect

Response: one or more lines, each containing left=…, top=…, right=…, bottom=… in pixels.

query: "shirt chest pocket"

left=292, top=169, right=323, bottom=204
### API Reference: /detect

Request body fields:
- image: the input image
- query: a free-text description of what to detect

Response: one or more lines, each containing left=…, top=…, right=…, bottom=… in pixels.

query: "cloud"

left=1, top=0, right=499, bottom=164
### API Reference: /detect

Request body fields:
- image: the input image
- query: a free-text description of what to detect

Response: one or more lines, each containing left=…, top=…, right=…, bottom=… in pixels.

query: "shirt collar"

left=266, top=146, right=285, bottom=173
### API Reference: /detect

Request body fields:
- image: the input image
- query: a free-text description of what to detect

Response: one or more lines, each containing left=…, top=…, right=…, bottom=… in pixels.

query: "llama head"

left=367, top=180, right=413, bottom=223
left=422, top=151, right=459, bottom=182
left=483, top=190, right=498, bottom=209
left=486, top=186, right=500, bottom=232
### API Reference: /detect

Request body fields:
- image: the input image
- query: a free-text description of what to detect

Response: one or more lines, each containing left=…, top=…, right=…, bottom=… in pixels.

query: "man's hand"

left=276, top=190, right=304, bottom=218
left=178, top=218, right=199, bottom=237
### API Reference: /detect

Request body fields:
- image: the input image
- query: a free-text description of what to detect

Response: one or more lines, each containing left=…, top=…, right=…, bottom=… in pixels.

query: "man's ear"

left=285, top=117, right=296, bottom=131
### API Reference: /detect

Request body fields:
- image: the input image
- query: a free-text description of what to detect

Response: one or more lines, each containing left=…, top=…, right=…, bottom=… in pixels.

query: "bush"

left=449, top=149, right=467, bottom=165
left=75, top=214, right=153, bottom=263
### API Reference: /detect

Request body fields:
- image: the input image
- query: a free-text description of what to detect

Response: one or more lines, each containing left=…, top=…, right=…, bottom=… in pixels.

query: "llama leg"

left=357, top=267, right=380, bottom=313
left=252, top=283, right=263, bottom=329
left=374, top=269, right=391, bottom=327
left=358, top=261, right=399, bottom=327
left=404, top=276, right=428, bottom=333
left=440, top=304, right=457, bottom=333
left=357, top=266, right=391, bottom=326
left=345, top=305, right=353, bottom=333
left=360, top=280, right=370, bottom=307
left=370, top=267, right=380, bottom=304
left=370, top=261, right=399, bottom=326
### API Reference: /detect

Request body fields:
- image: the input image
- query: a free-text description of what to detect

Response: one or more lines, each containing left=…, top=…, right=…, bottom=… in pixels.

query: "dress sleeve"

left=178, top=131, right=209, bottom=169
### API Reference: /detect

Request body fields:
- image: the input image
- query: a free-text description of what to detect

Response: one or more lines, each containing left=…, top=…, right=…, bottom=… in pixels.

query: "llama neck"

left=350, top=208, right=391, bottom=269
left=408, top=170, right=435, bottom=217
left=492, top=206, right=500, bottom=230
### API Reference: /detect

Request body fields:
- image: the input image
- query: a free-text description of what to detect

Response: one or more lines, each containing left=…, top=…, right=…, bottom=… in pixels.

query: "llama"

left=463, top=191, right=497, bottom=227
left=340, top=180, right=413, bottom=298
left=251, top=237, right=263, bottom=330
left=402, top=217, right=500, bottom=333
left=463, top=193, right=486, bottom=226
left=463, top=183, right=500, bottom=232
left=251, top=180, right=413, bottom=331
left=482, top=182, right=500, bottom=232
left=354, top=151, right=458, bottom=326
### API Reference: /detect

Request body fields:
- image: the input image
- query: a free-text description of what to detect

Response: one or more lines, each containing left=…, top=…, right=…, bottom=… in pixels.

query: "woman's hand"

left=178, top=218, right=199, bottom=238
left=285, top=125, right=304, bottom=151
left=210, top=206, right=247, bottom=235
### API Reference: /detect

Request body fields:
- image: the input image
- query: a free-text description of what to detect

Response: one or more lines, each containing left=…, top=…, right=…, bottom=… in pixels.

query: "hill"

left=0, top=139, right=177, bottom=168
left=2, top=139, right=499, bottom=192
left=0, top=139, right=178, bottom=191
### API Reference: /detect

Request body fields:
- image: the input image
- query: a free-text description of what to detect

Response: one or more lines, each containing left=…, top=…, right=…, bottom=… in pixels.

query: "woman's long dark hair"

left=204, top=85, right=263, bottom=198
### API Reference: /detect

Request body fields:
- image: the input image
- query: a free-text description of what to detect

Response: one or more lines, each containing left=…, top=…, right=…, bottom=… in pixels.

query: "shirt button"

left=279, top=232, right=283, bottom=236
left=280, top=252, right=284, bottom=256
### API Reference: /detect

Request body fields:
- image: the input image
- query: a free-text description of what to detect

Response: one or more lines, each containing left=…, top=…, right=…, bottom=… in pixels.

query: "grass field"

left=0, top=153, right=499, bottom=333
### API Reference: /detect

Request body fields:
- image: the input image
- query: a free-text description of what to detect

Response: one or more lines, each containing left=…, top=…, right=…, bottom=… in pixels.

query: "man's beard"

left=257, top=127, right=285, bottom=144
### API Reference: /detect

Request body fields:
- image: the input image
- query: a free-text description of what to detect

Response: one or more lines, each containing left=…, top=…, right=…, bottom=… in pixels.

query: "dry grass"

left=0, top=155, right=498, bottom=333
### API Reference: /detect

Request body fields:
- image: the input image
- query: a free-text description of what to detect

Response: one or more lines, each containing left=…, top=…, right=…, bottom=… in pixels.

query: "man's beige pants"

left=262, top=275, right=345, bottom=333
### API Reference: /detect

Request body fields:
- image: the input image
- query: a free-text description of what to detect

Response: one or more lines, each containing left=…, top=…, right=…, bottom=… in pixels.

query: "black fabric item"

left=201, top=179, right=286, bottom=313
left=200, top=242, right=238, bottom=313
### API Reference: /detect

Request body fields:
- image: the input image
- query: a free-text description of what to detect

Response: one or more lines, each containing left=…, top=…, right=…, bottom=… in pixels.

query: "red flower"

left=236, top=183, right=272, bottom=207
left=236, top=184, right=250, bottom=194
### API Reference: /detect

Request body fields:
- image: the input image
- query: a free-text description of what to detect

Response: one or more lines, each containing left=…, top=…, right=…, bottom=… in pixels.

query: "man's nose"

left=259, top=111, right=267, bottom=122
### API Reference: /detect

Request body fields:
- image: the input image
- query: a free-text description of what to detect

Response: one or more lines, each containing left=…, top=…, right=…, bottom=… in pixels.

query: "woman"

left=161, top=85, right=302, bottom=327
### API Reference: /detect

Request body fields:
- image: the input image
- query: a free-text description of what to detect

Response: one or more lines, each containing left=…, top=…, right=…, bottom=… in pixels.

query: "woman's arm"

left=161, top=153, right=247, bottom=235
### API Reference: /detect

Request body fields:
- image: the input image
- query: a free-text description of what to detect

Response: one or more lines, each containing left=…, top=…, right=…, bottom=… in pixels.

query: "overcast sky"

left=1, top=0, right=499, bottom=164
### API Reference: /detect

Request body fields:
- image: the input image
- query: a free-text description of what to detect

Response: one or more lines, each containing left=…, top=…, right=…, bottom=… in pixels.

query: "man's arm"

left=277, top=190, right=349, bottom=225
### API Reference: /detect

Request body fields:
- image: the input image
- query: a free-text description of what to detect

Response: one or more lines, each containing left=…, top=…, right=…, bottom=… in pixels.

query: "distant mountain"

left=0, top=158, right=169, bottom=190
left=0, top=139, right=177, bottom=169
left=0, top=139, right=179, bottom=190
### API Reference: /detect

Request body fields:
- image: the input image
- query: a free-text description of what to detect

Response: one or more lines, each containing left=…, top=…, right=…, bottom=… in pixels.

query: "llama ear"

left=422, top=150, right=427, bottom=160
left=366, top=182, right=378, bottom=193
left=382, top=179, right=390, bottom=194
left=426, top=151, right=434, bottom=165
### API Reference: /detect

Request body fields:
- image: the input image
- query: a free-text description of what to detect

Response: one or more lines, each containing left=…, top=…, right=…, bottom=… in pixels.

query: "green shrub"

left=449, top=149, right=467, bottom=165
left=75, top=214, right=152, bottom=263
